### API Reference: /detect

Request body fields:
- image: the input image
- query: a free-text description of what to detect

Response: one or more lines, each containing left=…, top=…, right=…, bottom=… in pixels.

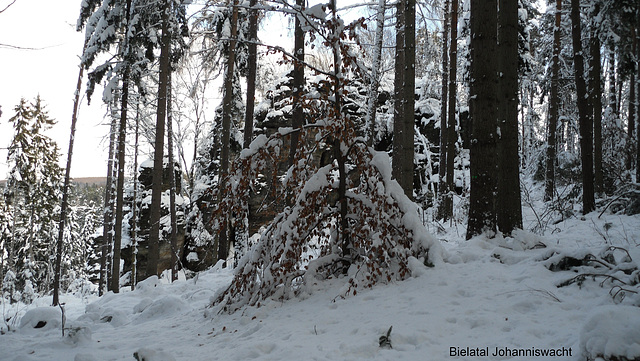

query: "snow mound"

left=133, top=347, right=176, bottom=361
left=18, top=307, right=62, bottom=333
left=580, top=305, right=640, bottom=361
left=133, top=295, right=186, bottom=322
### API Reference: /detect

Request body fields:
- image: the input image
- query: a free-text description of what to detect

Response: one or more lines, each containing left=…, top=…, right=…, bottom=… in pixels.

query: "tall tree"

left=545, top=0, right=562, bottom=202
left=443, top=0, right=458, bottom=220
left=366, top=0, right=386, bottom=146
left=437, top=0, right=450, bottom=219
left=167, top=72, right=179, bottom=282
left=243, top=0, right=258, bottom=149
left=628, top=24, right=636, bottom=172
left=216, top=0, right=240, bottom=263
left=288, top=0, right=306, bottom=167
left=467, top=0, right=498, bottom=239
left=496, top=0, right=522, bottom=235
left=148, top=0, right=173, bottom=277
left=570, top=0, right=595, bottom=213
left=392, top=0, right=415, bottom=199
left=590, top=4, right=604, bottom=194
left=111, top=0, right=134, bottom=293
left=637, top=8, right=640, bottom=181
left=53, top=39, right=89, bottom=305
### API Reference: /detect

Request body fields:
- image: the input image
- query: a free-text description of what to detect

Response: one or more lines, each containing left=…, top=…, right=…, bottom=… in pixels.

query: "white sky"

left=0, top=0, right=108, bottom=178
left=0, top=0, right=370, bottom=180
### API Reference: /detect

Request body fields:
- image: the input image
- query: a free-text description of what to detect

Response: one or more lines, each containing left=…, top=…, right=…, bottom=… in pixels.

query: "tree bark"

left=148, top=0, right=172, bottom=278
left=392, top=0, right=406, bottom=194
left=111, top=68, right=129, bottom=293
left=243, top=0, right=258, bottom=149
left=217, top=0, right=239, bottom=264
left=167, top=72, right=179, bottom=282
left=590, top=10, right=603, bottom=194
left=496, top=0, right=522, bottom=235
left=402, top=0, right=415, bottom=200
left=289, top=0, right=305, bottom=167
left=545, top=0, right=562, bottom=202
left=443, top=0, right=458, bottom=220
left=366, top=0, right=386, bottom=147
left=131, top=102, right=140, bottom=291
left=467, top=0, right=498, bottom=239
left=53, top=39, right=88, bottom=306
left=627, top=25, right=636, bottom=172
left=570, top=0, right=595, bottom=214
left=101, top=105, right=118, bottom=294
left=437, top=0, right=450, bottom=219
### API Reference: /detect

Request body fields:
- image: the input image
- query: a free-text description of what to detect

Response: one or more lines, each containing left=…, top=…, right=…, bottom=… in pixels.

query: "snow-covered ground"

left=1, top=209, right=639, bottom=361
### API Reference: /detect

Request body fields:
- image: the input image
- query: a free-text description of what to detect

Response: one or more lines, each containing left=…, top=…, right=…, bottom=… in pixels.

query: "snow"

left=1, top=212, right=639, bottom=360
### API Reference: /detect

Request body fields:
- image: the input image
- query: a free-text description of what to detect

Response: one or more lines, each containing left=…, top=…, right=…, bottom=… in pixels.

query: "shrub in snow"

left=18, top=307, right=62, bottom=333
left=208, top=15, right=441, bottom=313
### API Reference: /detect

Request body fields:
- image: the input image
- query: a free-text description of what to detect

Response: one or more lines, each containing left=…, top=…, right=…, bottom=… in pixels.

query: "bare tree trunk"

left=467, top=0, right=498, bottom=239
left=101, top=106, right=118, bottom=294
left=402, top=0, right=416, bottom=200
left=217, top=0, right=239, bottom=264
left=148, top=0, right=172, bottom=278
left=131, top=101, right=140, bottom=291
left=167, top=72, right=179, bottom=282
left=570, top=0, right=595, bottom=214
left=329, top=0, right=349, bottom=262
left=590, top=10, right=603, bottom=193
left=288, top=0, right=305, bottom=167
left=628, top=25, right=636, bottom=172
left=496, top=0, right=522, bottom=235
left=545, top=0, right=561, bottom=202
left=392, top=0, right=406, bottom=193
left=111, top=68, right=129, bottom=293
left=636, top=8, right=640, bottom=181
left=443, top=0, right=458, bottom=220
left=366, top=0, right=386, bottom=147
left=243, top=0, right=258, bottom=150
left=53, top=39, right=88, bottom=306
left=437, top=0, right=450, bottom=219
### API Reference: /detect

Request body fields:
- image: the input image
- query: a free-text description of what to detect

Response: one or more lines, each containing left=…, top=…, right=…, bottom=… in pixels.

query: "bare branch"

left=0, top=0, right=17, bottom=14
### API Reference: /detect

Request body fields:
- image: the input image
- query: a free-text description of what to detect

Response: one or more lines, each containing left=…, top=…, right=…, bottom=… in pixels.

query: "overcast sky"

left=0, top=0, right=109, bottom=178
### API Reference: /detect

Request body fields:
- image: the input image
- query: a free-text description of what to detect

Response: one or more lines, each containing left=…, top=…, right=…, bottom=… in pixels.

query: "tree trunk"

left=545, top=0, right=561, bottom=202
left=392, top=0, right=406, bottom=194
left=101, top=106, right=118, bottom=294
left=402, top=0, right=416, bottom=200
left=437, top=0, right=450, bottom=219
left=570, top=0, right=595, bottom=214
left=467, top=0, right=498, bottom=240
left=131, top=101, right=140, bottom=291
left=167, top=72, right=179, bottom=282
left=366, top=0, right=386, bottom=147
left=243, top=0, right=258, bottom=150
left=217, top=0, right=239, bottom=264
left=636, top=8, right=640, bottom=181
left=590, top=12, right=603, bottom=194
left=53, top=40, right=87, bottom=306
left=289, top=0, right=305, bottom=167
left=496, top=0, right=522, bottom=235
left=628, top=25, right=636, bottom=172
left=148, top=0, right=172, bottom=278
left=443, top=0, right=458, bottom=220
left=111, top=68, right=129, bottom=293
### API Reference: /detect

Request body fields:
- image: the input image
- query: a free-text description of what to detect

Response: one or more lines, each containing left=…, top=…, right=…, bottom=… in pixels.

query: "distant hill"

left=0, top=177, right=107, bottom=186
left=71, top=177, right=107, bottom=186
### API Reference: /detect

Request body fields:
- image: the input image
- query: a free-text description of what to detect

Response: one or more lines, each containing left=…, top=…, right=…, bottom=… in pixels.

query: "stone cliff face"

left=121, top=159, right=186, bottom=283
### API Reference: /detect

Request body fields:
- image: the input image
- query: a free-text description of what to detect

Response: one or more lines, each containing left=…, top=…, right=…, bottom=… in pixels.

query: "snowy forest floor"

left=1, top=186, right=640, bottom=361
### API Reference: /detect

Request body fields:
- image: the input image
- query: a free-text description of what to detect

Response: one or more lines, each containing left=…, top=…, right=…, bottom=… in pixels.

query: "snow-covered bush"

left=208, top=13, right=441, bottom=313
